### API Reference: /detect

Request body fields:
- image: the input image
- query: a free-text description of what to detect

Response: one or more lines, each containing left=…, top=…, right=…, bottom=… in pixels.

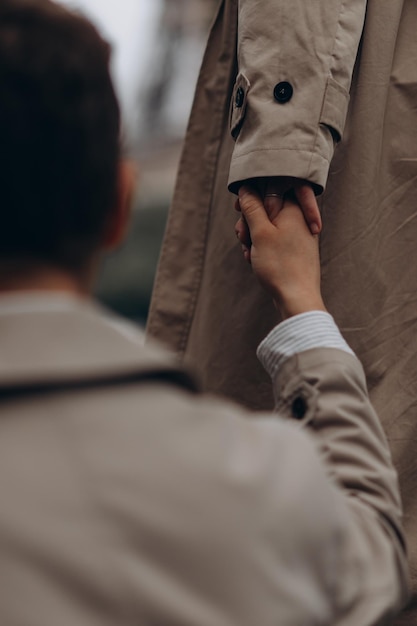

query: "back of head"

left=0, top=0, right=121, bottom=273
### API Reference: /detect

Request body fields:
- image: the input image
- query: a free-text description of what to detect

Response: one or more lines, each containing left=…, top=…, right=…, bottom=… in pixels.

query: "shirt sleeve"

left=228, top=0, right=367, bottom=194
left=257, top=310, right=355, bottom=379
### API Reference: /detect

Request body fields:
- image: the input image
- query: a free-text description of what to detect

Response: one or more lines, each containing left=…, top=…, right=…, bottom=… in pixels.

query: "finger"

left=264, top=181, right=285, bottom=221
left=235, top=217, right=252, bottom=263
left=243, top=247, right=252, bottom=264
left=280, top=196, right=316, bottom=234
left=264, top=194, right=284, bottom=222
left=238, top=186, right=270, bottom=235
left=235, top=217, right=252, bottom=248
left=295, top=184, right=322, bottom=235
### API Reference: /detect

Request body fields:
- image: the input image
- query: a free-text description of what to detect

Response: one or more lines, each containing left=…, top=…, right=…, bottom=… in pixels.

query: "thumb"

left=238, top=186, right=270, bottom=234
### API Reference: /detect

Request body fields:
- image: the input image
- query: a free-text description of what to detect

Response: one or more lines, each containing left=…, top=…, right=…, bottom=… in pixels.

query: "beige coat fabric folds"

left=148, top=1, right=417, bottom=621
left=0, top=296, right=408, bottom=624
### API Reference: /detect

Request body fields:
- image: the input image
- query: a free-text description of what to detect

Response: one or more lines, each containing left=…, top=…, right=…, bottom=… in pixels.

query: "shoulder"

left=69, top=382, right=343, bottom=623
left=72, top=375, right=343, bottom=552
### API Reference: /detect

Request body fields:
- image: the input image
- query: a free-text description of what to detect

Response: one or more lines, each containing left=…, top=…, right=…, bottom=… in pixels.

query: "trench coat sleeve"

left=92, top=347, right=408, bottom=624
left=271, top=348, right=409, bottom=624
left=228, top=0, right=367, bottom=193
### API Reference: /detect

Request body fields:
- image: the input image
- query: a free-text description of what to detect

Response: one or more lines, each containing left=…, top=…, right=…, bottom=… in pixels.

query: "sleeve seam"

left=232, top=146, right=331, bottom=162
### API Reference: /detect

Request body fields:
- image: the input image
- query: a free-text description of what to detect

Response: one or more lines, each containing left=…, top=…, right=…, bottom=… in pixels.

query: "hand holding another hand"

left=235, top=186, right=326, bottom=320
left=237, top=176, right=322, bottom=237
left=262, top=176, right=322, bottom=236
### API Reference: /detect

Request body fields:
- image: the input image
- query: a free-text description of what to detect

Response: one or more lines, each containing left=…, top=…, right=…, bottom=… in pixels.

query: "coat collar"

left=0, top=293, right=198, bottom=393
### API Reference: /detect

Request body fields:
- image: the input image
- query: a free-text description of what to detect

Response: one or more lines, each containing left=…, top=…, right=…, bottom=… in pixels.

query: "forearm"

left=258, top=317, right=409, bottom=621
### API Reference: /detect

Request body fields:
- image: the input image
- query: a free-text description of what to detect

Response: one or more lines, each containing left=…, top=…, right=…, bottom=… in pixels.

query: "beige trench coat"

left=0, top=295, right=408, bottom=624
left=148, top=0, right=417, bottom=621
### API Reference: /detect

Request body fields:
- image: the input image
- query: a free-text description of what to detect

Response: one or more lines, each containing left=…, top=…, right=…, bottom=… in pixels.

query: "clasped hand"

left=235, top=186, right=326, bottom=320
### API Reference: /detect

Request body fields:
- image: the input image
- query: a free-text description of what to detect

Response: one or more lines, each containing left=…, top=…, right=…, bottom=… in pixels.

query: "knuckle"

left=241, top=195, right=258, bottom=211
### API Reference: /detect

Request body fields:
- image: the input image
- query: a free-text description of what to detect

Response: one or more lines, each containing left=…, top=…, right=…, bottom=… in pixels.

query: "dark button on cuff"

left=291, top=396, right=307, bottom=420
left=274, top=81, right=293, bottom=104
left=235, top=86, right=245, bottom=108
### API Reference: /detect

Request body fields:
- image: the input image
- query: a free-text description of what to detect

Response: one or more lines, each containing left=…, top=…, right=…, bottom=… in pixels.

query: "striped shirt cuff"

left=257, top=311, right=355, bottom=380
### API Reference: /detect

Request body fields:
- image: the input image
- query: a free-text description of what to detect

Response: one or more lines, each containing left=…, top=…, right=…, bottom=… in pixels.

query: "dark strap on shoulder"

left=0, top=367, right=199, bottom=401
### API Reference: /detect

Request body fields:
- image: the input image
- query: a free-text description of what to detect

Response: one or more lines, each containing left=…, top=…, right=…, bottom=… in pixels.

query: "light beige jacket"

left=148, top=2, right=417, bottom=621
left=0, top=296, right=408, bottom=624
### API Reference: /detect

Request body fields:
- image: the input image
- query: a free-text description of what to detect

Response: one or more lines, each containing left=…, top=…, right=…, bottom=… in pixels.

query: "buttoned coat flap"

left=230, top=73, right=250, bottom=139
left=319, top=77, right=350, bottom=141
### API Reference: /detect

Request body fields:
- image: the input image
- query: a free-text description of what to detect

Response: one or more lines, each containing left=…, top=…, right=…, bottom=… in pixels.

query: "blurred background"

left=57, top=0, right=218, bottom=324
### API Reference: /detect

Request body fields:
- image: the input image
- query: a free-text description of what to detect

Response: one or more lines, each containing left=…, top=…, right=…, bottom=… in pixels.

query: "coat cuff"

left=228, top=147, right=331, bottom=195
left=227, top=77, right=350, bottom=195
left=257, top=311, right=355, bottom=381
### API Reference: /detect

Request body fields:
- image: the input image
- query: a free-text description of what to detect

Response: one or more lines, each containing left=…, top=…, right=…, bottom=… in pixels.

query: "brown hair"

left=0, top=0, right=121, bottom=271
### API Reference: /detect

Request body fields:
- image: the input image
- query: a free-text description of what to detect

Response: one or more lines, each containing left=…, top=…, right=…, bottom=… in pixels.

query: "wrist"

left=273, top=291, right=326, bottom=320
